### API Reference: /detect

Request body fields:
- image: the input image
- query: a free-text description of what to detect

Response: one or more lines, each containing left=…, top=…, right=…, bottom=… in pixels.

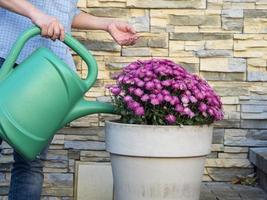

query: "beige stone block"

left=211, top=81, right=251, bottom=96
left=224, top=147, right=249, bottom=153
left=248, top=65, right=267, bottom=73
left=43, top=168, right=68, bottom=173
left=199, top=26, right=225, bottom=33
left=169, top=57, right=200, bottom=64
left=150, top=9, right=220, bottom=31
left=42, top=187, right=73, bottom=197
left=91, top=50, right=121, bottom=56
left=152, top=9, right=204, bottom=16
left=150, top=10, right=169, bottom=19
left=80, top=151, right=110, bottom=158
left=185, top=41, right=205, bottom=51
left=151, top=19, right=168, bottom=32
left=150, top=48, right=169, bottom=56
left=129, top=8, right=147, bottom=16
left=205, top=10, right=221, bottom=15
left=211, top=144, right=224, bottom=152
left=51, top=135, right=65, bottom=145
left=87, top=0, right=126, bottom=7
left=224, top=3, right=255, bottom=9
left=98, top=62, right=107, bottom=71
left=131, top=33, right=169, bottom=48
left=122, top=48, right=169, bottom=57
left=128, top=9, right=150, bottom=32
left=205, top=158, right=253, bottom=168
left=222, top=2, right=231, bottom=9
left=225, top=129, right=247, bottom=139
left=169, top=41, right=185, bottom=51
left=72, top=31, right=87, bottom=40
left=256, top=4, right=267, bottom=9
left=75, top=162, right=113, bottom=200
left=98, top=70, right=110, bottom=79
left=248, top=58, right=267, bottom=67
left=85, top=7, right=128, bottom=18
left=105, top=56, right=139, bottom=63
left=234, top=34, right=257, bottom=40
left=223, top=105, right=239, bottom=112
left=205, top=39, right=233, bottom=49
left=65, top=135, right=101, bottom=141
left=200, top=58, right=246, bottom=72
left=172, top=26, right=199, bottom=33
left=86, top=90, right=105, bottom=98
left=70, top=115, right=99, bottom=127
left=170, top=50, right=195, bottom=57
left=234, top=48, right=267, bottom=58
left=206, top=167, right=254, bottom=182
left=221, top=97, right=239, bottom=105
left=207, top=1, right=223, bottom=10
left=169, top=15, right=220, bottom=26
left=200, top=71, right=246, bottom=81
left=49, top=144, right=64, bottom=150
left=224, top=111, right=240, bottom=120
left=244, top=18, right=267, bottom=33
left=256, top=0, right=267, bottom=5
left=86, top=32, right=114, bottom=42
left=126, top=0, right=206, bottom=8
left=218, top=153, right=248, bottom=159
left=80, top=151, right=110, bottom=162
left=234, top=39, right=267, bottom=51
left=122, top=47, right=152, bottom=57
left=104, top=56, right=151, bottom=69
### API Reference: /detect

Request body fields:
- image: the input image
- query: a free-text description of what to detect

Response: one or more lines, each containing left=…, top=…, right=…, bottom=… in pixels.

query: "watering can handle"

left=0, top=26, right=97, bottom=90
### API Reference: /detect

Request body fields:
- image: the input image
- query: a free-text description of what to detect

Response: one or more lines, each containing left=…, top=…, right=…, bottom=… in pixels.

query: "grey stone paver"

left=200, top=183, right=267, bottom=200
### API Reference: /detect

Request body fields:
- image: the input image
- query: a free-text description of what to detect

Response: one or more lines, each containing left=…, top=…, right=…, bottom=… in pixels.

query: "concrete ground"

left=200, top=182, right=267, bottom=200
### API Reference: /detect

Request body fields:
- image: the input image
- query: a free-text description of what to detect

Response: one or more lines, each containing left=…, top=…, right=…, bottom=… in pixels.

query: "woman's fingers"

left=127, top=25, right=136, bottom=34
left=47, top=23, right=54, bottom=39
left=59, top=24, right=65, bottom=41
left=40, top=24, right=48, bottom=38
left=36, top=15, right=64, bottom=41
left=52, top=23, right=61, bottom=41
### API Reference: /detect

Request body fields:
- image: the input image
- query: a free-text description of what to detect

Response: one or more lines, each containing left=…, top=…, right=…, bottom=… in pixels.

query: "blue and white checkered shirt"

left=0, top=0, right=80, bottom=70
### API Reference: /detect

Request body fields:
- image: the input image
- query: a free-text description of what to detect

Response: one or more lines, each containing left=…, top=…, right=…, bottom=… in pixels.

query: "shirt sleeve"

left=71, top=6, right=81, bottom=20
left=73, top=7, right=81, bottom=16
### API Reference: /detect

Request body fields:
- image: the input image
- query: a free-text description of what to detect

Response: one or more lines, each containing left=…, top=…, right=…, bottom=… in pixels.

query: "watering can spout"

left=63, top=99, right=116, bottom=125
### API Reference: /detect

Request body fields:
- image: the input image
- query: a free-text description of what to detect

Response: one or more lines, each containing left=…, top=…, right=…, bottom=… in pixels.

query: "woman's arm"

left=0, top=0, right=65, bottom=40
left=72, top=12, right=113, bottom=31
left=72, top=12, right=138, bottom=46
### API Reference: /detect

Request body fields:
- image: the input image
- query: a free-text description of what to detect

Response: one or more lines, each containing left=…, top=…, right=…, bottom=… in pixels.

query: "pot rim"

left=105, top=120, right=213, bottom=129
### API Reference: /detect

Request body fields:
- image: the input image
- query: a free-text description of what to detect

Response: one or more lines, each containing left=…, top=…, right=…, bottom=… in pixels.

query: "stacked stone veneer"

left=0, top=0, right=267, bottom=199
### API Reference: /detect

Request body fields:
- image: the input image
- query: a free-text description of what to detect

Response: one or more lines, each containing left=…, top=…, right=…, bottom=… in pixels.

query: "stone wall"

left=1, top=0, right=267, bottom=199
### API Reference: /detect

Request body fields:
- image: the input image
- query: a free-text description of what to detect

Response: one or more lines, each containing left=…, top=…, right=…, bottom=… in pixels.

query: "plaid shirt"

left=0, top=0, right=80, bottom=70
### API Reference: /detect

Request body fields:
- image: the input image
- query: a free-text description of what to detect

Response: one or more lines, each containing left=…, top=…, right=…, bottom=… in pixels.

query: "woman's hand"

left=31, top=12, right=65, bottom=41
left=107, top=21, right=139, bottom=46
left=72, top=13, right=139, bottom=46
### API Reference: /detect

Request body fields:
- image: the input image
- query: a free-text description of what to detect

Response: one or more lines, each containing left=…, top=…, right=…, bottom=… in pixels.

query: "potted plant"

left=105, top=59, right=223, bottom=200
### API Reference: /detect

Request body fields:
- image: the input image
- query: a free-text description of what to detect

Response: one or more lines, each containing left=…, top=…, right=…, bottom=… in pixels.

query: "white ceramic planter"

left=105, top=121, right=213, bottom=200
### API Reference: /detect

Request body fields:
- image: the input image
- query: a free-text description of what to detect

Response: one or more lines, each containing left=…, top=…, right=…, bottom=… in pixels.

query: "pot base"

left=111, top=154, right=206, bottom=200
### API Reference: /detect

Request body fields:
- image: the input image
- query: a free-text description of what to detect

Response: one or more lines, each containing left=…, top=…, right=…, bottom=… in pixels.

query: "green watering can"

left=0, top=26, right=115, bottom=160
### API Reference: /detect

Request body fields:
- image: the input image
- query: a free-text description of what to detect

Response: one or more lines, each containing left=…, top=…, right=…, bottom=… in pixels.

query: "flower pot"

left=105, top=121, right=213, bottom=200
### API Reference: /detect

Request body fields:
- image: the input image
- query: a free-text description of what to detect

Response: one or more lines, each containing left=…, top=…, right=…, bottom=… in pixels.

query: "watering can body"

left=0, top=27, right=115, bottom=160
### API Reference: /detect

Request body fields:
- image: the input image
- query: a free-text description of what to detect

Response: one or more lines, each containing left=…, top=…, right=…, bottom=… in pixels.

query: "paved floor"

left=0, top=182, right=265, bottom=200
left=201, top=183, right=267, bottom=200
